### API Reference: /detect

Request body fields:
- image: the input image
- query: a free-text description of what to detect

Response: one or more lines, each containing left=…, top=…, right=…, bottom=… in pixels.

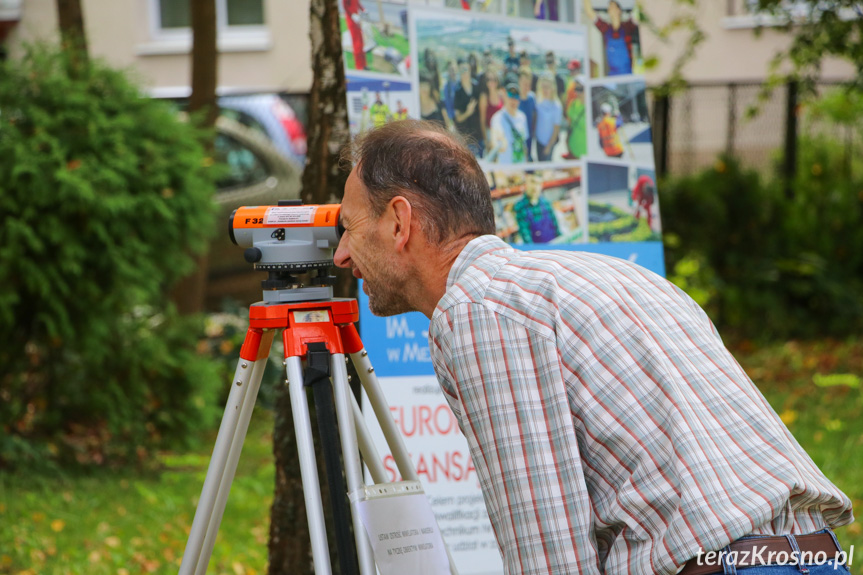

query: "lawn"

left=2, top=338, right=861, bottom=574
left=0, top=412, right=275, bottom=575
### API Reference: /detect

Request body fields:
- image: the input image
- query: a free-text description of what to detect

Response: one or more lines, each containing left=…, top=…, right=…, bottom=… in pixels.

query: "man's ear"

left=389, top=195, right=412, bottom=252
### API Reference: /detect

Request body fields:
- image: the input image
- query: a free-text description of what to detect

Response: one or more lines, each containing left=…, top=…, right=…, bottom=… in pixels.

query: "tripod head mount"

left=230, top=201, right=343, bottom=302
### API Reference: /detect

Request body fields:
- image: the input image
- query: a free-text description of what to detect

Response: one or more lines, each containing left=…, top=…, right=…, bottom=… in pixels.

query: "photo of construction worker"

left=588, top=78, right=653, bottom=165
left=345, top=75, right=415, bottom=136
left=487, top=165, right=586, bottom=245
left=340, top=0, right=410, bottom=77
left=583, top=0, right=643, bottom=78
left=629, top=169, right=657, bottom=230
left=586, top=161, right=661, bottom=242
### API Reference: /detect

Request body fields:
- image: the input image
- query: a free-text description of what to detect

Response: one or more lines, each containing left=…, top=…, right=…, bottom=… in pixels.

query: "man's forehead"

left=340, top=167, right=367, bottom=219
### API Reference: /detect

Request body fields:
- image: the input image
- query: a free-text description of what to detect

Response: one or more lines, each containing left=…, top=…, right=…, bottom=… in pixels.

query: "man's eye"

left=337, top=221, right=347, bottom=238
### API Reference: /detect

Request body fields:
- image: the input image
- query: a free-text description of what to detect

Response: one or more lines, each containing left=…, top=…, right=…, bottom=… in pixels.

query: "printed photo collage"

left=340, top=0, right=661, bottom=247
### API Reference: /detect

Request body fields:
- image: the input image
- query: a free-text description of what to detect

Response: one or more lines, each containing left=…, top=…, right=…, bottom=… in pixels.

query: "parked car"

left=207, top=115, right=302, bottom=308
left=218, top=93, right=307, bottom=169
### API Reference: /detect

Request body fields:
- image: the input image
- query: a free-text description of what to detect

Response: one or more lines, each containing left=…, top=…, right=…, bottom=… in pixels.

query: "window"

left=724, top=0, right=861, bottom=29
left=214, top=131, right=270, bottom=191
left=156, top=0, right=264, bottom=31
left=141, top=0, right=269, bottom=55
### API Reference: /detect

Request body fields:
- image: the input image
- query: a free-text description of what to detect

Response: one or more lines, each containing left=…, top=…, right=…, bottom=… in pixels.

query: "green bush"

left=660, top=98, right=863, bottom=341
left=0, top=45, right=221, bottom=469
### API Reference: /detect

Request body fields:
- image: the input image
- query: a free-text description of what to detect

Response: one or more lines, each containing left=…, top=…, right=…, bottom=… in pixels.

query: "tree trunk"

left=268, top=0, right=353, bottom=573
left=189, top=0, right=220, bottom=130
left=55, top=0, right=88, bottom=71
left=173, top=0, right=219, bottom=315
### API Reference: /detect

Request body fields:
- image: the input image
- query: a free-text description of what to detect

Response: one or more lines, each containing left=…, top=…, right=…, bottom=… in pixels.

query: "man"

left=532, top=50, right=566, bottom=101
left=454, top=59, right=484, bottom=158
left=585, top=0, right=639, bottom=76
left=488, top=80, right=529, bottom=164
left=563, top=69, right=587, bottom=159
left=504, top=37, right=521, bottom=76
left=513, top=171, right=560, bottom=243
left=443, top=59, right=459, bottom=129
left=393, top=99, right=408, bottom=121
left=335, top=120, right=853, bottom=575
left=631, top=172, right=656, bottom=228
left=597, top=101, right=624, bottom=158
left=516, top=67, right=537, bottom=162
left=343, top=0, right=367, bottom=71
left=369, top=92, right=390, bottom=128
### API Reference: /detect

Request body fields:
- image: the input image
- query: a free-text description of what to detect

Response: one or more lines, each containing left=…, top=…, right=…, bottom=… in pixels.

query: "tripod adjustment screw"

left=367, top=367, right=374, bottom=373
left=241, top=362, right=248, bottom=369
left=361, top=350, right=368, bottom=357
left=235, top=380, right=242, bottom=386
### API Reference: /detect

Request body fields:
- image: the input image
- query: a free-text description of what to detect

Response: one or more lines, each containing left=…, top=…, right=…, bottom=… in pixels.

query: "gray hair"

left=341, top=120, right=495, bottom=246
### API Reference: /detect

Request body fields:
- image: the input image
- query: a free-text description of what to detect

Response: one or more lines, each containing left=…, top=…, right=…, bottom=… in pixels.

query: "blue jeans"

left=705, top=529, right=852, bottom=575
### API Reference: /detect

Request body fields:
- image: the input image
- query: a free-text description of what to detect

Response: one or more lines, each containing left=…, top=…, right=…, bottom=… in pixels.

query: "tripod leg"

left=179, top=328, right=274, bottom=575
left=330, top=353, right=376, bottom=575
left=195, top=331, right=273, bottom=575
left=285, top=355, right=333, bottom=575
left=341, top=325, right=460, bottom=575
left=348, top=347, right=419, bottom=482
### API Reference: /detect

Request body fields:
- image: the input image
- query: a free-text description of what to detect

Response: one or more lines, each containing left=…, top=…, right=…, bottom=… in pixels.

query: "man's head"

left=336, top=120, right=495, bottom=315
left=518, top=66, right=532, bottom=93
left=458, top=60, right=471, bottom=82
left=545, top=51, right=556, bottom=70
left=504, top=80, right=520, bottom=112
left=608, top=0, right=622, bottom=25
left=524, top=171, right=544, bottom=202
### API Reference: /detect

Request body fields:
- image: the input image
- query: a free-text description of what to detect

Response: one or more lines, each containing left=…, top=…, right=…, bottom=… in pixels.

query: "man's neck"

left=415, top=234, right=477, bottom=318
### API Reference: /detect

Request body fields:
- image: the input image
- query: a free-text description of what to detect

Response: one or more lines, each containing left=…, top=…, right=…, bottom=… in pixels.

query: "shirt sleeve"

left=431, top=303, right=601, bottom=575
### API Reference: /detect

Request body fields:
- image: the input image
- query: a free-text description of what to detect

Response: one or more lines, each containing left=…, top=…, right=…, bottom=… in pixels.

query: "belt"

left=679, top=532, right=840, bottom=575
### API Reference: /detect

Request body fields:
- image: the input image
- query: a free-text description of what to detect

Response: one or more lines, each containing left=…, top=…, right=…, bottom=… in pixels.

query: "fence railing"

left=650, top=80, right=862, bottom=185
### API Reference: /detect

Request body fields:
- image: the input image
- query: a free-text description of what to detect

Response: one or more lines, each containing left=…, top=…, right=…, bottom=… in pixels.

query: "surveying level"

left=178, top=201, right=457, bottom=575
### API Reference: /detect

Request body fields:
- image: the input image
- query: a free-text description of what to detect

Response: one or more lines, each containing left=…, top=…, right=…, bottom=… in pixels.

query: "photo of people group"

left=413, top=7, right=588, bottom=165
left=340, top=2, right=661, bottom=247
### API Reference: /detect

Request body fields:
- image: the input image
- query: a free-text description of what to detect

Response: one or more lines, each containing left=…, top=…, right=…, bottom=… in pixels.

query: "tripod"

left=177, top=289, right=456, bottom=575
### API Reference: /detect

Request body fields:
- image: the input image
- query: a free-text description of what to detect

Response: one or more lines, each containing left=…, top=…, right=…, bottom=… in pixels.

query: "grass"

left=0, top=410, right=275, bottom=575
left=1, top=338, right=862, bottom=574
left=731, top=338, right=863, bottom=563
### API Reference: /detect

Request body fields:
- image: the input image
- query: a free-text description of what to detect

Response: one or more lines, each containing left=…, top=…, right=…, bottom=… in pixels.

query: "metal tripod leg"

left=284, top=355, right=333, bottom=575
left=179, top=328, right=274, bottom=575
left=344, top=335, right=459, bottom=575
left=330, top=352, right=376, bottom=575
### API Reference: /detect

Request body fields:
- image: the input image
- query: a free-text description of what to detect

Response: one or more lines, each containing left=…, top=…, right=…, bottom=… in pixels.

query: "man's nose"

left=333, top=237, right=351, bottom=269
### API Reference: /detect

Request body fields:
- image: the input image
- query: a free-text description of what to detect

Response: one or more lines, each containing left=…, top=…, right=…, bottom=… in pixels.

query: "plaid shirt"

left=428, top=236, right=853, bottom=575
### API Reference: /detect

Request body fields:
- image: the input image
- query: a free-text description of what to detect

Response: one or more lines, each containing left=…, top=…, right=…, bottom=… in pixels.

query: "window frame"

left=139, top=0, right=270, bottom=56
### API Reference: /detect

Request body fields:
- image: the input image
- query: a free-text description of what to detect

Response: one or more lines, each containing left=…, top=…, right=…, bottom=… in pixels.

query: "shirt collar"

left=445, top=235, right=512, bottom=291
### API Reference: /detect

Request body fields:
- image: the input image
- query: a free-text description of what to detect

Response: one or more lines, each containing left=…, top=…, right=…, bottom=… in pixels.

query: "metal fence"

left=651, top=81, right=863, bottom=182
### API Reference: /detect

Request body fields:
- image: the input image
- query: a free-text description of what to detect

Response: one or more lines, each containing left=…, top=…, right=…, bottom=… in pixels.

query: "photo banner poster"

left=348, top=3, right=663, bottom=574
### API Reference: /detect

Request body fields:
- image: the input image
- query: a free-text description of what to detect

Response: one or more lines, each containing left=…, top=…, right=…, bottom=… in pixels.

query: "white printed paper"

left=353, top=486, right=452, bottom=575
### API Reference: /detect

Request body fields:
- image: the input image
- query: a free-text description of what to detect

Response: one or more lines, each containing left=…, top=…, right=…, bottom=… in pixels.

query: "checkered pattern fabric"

left=428, top=236, right=853, bottom=575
